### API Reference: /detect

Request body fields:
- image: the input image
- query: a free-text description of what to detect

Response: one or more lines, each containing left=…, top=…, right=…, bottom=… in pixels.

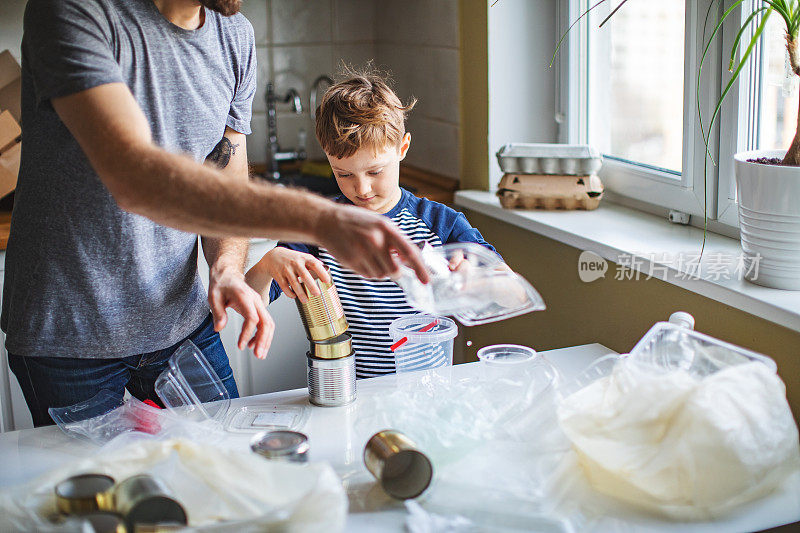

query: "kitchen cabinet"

left=198, top=238, right=308, bottom=398
left=0, top=251, right=33, bottom=431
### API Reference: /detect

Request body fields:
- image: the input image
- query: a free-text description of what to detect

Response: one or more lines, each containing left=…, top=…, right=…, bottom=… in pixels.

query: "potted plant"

left=555, top=1, right=800, bottom=290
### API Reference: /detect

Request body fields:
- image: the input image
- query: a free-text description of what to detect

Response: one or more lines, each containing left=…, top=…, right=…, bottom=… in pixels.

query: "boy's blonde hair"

left=315, top=66, right=416, bottom=159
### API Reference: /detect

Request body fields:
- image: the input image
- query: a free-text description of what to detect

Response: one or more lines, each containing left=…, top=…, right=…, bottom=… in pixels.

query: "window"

left=589, top=1, right=685, bottom=174
left=559, top=1, right=731, bottom=222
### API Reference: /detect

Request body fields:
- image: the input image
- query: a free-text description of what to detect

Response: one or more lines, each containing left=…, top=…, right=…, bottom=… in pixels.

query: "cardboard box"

left=0, top=50, right=21, bottom=123
left=0, top=109, right=20, bottom=199
left=0, top=51, right=20, bottom=124
left=0, top=50, right=21, bottom=200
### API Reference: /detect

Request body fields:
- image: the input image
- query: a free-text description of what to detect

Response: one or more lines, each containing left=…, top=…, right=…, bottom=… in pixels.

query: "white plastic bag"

left=558, top=341, right=800, bottom=519
left=0, top=436, right=347, bottom=532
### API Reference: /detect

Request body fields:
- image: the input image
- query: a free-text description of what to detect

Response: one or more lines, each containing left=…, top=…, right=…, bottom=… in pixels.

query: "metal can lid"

left=251, top=430, right=309, bottom=459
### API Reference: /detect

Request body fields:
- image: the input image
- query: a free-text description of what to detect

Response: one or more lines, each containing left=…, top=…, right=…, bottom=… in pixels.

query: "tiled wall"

left=374, top=0, right=460, bottom=179
left=241, top=0, right=378, bottom=164
left=241, top=0, right=461, bottom=179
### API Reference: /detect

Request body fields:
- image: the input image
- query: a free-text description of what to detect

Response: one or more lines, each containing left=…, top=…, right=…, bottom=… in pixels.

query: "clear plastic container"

left=477, top=344, right=538, bottom=380
left=630, top=321, right=777, bottom=376
left=390, top=314, right=458, bottom=373
left=49, top=342, right=310, bottom=443
left=394, top=243, right=545, bottom=326
left=155, top=340, right=231, bottom=423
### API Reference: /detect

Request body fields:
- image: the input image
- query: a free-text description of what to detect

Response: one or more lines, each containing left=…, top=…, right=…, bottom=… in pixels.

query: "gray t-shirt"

left=1, top=0, right=256, bottom=358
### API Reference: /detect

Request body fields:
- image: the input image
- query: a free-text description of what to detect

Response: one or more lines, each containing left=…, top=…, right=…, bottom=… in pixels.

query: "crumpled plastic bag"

left=557, top=353, right=800, bottom=519
left=0, top=436, right=347, bottom=532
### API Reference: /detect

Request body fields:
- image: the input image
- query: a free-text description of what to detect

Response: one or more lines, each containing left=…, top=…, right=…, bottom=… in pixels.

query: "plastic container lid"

left=477, top=344, right=537, bottom=365
left=154, top=340, right=231, bottom=423
left=224, top=404, right=310, bottom=433
left=389, top=314, right=458, bottom=344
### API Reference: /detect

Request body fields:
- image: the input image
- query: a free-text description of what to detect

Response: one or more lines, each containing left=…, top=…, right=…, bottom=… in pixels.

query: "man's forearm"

left=202, top=236, right=249, bottom=274
left=116, top=145, right=334, bottom=242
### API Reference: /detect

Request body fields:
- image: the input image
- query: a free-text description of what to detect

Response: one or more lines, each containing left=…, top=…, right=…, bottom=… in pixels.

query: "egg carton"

left=497, top=173, right=604, bottom=211
left=496, top=143, right=602, bottom=175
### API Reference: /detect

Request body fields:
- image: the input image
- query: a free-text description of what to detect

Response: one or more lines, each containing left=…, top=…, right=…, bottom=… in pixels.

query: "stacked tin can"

left=296, top=277, right=356, bottom=407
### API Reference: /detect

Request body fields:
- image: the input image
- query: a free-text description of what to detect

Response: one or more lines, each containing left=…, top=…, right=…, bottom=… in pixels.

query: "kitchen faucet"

left=266, top=82, right=306, bottom=180
left=309, top=75, right=334, bottom=120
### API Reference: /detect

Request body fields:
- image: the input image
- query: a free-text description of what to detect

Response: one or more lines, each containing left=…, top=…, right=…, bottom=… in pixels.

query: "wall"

left=241, top=0, right=463, bottom=180
left=240, top=0, right=377, bottom=164
left=487, top=0, right=559, bottom=189
left=456, top=209, right=800, bottom=424
left=0, top=0, right=25, bottom=62
left=373, top=0, right=461, bottom=179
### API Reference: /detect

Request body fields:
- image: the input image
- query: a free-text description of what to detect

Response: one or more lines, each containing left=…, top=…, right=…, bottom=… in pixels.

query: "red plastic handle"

left=390, top=319, right=440, bottom=352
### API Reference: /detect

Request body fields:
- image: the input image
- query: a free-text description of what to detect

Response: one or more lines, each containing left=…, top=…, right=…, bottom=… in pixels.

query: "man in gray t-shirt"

left=4, top=0, right=429, bottom=427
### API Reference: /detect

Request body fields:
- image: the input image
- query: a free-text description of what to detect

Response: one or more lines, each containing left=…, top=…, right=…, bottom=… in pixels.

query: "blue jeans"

left=8, top=313, right=239, bottom=428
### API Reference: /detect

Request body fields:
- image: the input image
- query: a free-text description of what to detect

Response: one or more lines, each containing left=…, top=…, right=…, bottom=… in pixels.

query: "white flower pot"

left=734, top=150, right=800, bottom=290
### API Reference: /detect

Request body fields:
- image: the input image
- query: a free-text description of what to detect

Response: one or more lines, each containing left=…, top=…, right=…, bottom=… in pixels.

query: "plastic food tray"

left=630, top=321, right=777, bottom=374
left=496, top=143, right=603, bottom=175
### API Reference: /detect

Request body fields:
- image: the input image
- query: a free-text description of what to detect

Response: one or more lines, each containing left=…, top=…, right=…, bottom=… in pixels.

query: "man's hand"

left=316, top=204, right=430, bottom=282
left=208, top=264, right=274, bottom=360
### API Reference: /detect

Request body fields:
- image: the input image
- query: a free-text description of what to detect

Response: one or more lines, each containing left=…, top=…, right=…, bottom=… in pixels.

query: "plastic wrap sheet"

left=348, top=360, right=586, bottom=530
left=0, top=435, right=347, bottom=532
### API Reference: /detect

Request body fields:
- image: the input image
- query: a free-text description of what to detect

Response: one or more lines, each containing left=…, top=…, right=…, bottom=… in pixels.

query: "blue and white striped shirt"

left=270, top=188, right=496, bottom=378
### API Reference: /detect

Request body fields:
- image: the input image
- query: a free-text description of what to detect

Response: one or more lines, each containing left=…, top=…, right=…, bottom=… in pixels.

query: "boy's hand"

left=316, top=204, right=430, bottom=283
left=265, top=248, right=331, bottom=303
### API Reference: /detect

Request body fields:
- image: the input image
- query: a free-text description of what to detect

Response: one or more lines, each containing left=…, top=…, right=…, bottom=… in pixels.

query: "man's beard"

left=199, top=0, right=241, bottom=16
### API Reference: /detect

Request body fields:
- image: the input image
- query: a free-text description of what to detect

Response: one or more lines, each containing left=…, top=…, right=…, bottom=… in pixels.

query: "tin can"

left=307, top=353, right=356, bottom=407
left=113, top=475, right=187, bottom=531
left=363, top=430, right=433, bottom=500
left=309, top=332, right=352, bottom=359
left=80, top=512, right=127, bottom=533
left=250, top=430, right=310, bottom=463
left=295, top=278, right=348, bottom=341
left=55, top=474, right=116, bottom=515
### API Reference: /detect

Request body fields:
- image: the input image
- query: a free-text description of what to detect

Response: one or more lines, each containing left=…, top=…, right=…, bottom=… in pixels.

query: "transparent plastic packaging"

left=50, top=341, right=309, bottom=444
left=154, top=339, right=231, bottom=423
left=224, top=405, right=310, bottom=433
left=350, top=358, right=573, bottom=528
left=49, top=391, right=166, bottom=445
left=557, top=323, right=800, bottom=519
left=390, top=314, right=458, bottom=373
left=477, top=344, right=537, bottom=381
left=394, top=243, right=546, bottom=326
left=630, top=321, right=778, bottom=374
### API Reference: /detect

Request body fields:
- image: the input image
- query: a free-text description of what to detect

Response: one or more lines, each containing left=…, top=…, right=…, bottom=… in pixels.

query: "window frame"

left=558, top=0, right=725, bottom=221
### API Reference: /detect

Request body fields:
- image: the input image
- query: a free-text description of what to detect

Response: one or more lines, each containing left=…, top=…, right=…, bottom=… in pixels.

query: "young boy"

left=246, top=71, right=501, bottom=378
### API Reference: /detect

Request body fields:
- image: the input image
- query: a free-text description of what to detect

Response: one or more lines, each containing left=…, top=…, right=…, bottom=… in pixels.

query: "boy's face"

left=326, top=133, right=411, bottom=214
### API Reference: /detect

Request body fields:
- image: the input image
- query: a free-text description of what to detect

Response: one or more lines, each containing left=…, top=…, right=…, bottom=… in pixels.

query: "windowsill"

left=455, top=190, right=800, bottom=334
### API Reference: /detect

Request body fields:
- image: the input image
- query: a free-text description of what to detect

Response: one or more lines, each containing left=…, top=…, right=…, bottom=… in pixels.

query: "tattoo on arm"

left=205, top=136, right=239, bottom=169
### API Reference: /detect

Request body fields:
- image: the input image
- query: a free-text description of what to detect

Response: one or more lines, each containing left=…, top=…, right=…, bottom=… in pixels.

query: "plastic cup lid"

left=389, top=314, right=458, bottom=344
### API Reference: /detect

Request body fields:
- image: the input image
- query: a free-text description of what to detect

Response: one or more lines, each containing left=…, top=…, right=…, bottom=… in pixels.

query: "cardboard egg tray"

left=497, top=173, right=604, bottom=211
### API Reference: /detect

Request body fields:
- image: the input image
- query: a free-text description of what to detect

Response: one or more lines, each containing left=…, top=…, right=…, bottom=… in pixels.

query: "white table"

left=1, top=343, right=798, bottom=532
